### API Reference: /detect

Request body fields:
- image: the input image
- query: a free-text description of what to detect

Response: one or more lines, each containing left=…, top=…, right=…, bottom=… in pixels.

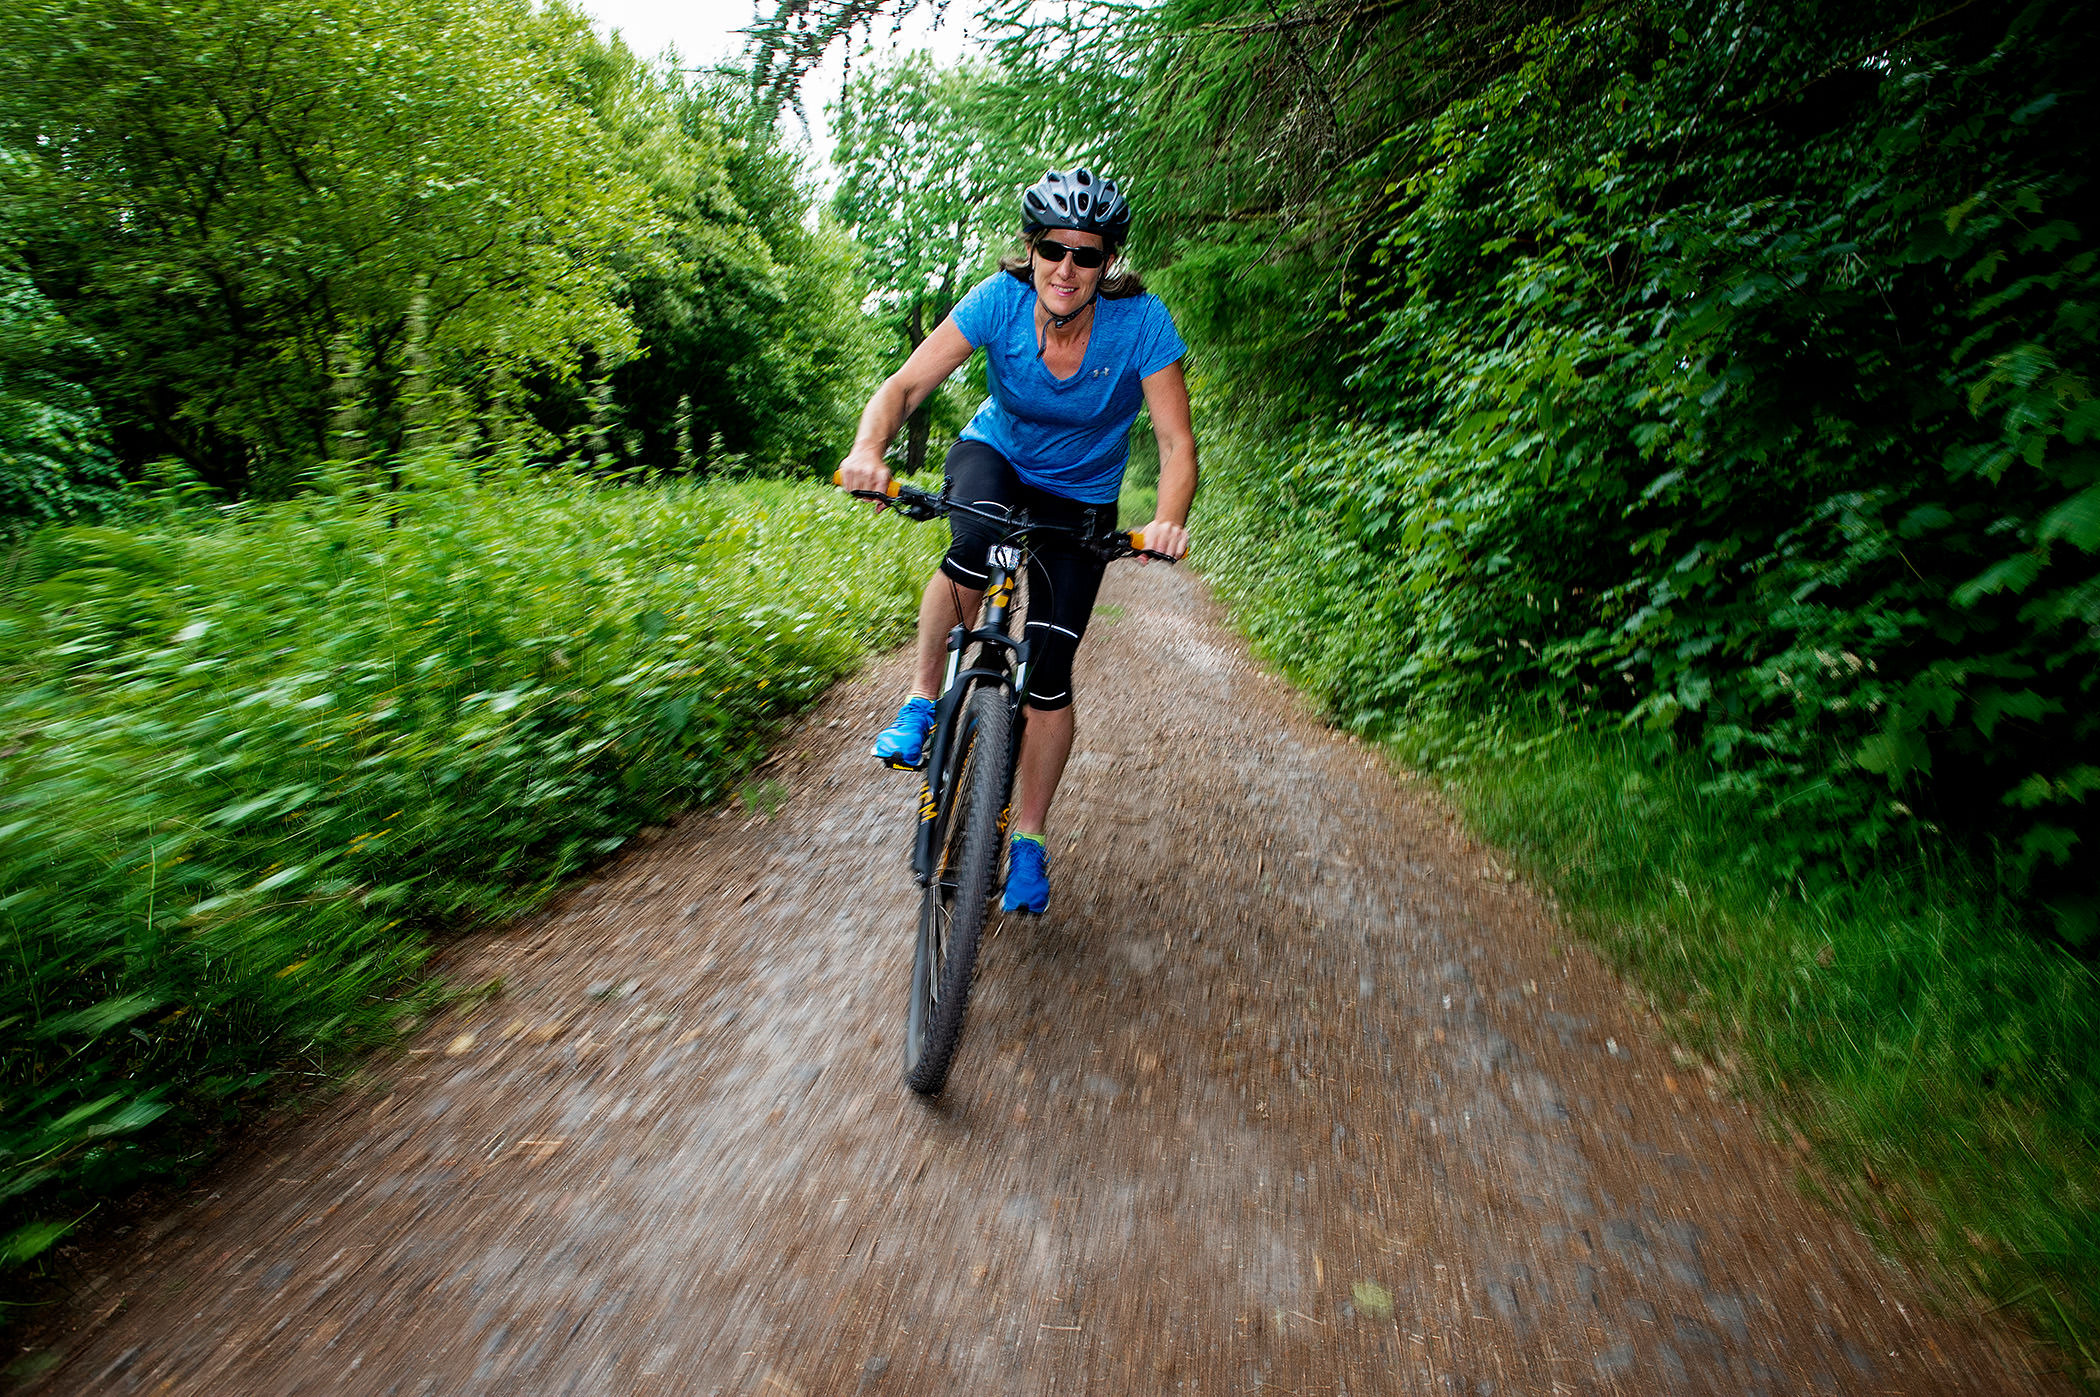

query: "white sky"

left=573, top=0, right=981, bottom=170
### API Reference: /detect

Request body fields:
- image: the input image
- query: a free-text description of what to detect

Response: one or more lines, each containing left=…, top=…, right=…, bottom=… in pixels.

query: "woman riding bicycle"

left=835, top=167, right=1197, bottom=917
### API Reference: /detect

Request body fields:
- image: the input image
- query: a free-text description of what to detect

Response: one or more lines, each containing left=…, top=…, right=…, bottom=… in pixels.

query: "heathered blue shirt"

left=949, top=271, right=1188, bottom=504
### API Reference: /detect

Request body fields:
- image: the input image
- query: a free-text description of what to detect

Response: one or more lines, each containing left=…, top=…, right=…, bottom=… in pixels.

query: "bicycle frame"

left=912, top=540, right=1031, bottom=888
left=832, top=468, right=1170, bottom=889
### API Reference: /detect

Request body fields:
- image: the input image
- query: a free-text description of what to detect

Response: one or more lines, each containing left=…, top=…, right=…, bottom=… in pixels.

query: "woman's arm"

left=1139, top=360, right=1198, bottom=561
left=835, top=318, right=976, bottom=494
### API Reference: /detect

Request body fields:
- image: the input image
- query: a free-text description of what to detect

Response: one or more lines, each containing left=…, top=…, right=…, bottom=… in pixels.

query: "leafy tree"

left=479, top=25, right=879, bottom=477
left=0, top=0, right=659, bottom=494
left=652, top=75, right=881, bottom=473
left=830, top=53, right=1040, bottom=473
left=0, top=260, right=123, bottom=530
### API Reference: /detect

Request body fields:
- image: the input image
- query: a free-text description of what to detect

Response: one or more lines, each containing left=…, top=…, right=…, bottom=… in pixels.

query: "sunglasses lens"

left=1039, top=240, right=1107, bottom=269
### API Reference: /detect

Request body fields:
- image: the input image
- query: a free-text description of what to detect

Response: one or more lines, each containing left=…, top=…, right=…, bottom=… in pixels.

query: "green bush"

left=0, top=463, right=938, bottom=1270
left=1191, top=0, right=2097, bottom=928
left=0, top=263, right=123, bottom=533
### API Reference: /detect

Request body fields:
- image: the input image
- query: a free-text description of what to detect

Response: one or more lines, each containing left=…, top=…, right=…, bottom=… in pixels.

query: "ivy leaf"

left=2018, top=822, right=2080, bottom=869
left=1971, top=686, right=2052, bottom=740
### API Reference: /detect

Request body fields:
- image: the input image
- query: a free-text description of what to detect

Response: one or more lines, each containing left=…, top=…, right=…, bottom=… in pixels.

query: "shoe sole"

left=871, top=745, right=927, bottom=772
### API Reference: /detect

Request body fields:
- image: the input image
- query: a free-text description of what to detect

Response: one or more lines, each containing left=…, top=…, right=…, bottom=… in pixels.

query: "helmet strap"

left=1047, top=294, right=1096, bottom=331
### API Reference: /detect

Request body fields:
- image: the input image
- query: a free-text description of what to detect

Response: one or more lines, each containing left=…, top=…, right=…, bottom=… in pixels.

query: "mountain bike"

left=835, top=471, right=1173, bottom=1095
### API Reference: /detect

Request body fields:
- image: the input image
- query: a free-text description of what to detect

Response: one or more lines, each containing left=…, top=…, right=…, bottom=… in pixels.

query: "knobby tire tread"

left=904, top=685, right=1011, bottom=1095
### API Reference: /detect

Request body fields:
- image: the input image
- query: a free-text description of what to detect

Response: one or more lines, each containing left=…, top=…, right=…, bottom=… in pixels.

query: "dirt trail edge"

left=27, top=564, right=2057, bottom=1396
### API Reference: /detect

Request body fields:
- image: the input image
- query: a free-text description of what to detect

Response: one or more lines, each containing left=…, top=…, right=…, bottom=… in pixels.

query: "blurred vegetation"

left=0, top=461, right=940, bottom=1277
left=0, top=0, right=881, bottom=508
left=829, top=53, right=1040, bottom=474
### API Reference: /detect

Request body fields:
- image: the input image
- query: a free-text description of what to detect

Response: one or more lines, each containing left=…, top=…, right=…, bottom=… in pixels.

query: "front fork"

left=911, top=614, right=1029, bottom=887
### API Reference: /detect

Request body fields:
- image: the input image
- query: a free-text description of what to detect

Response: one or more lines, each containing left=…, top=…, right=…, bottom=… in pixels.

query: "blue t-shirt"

left=948, top=272, right=1188, bottom=504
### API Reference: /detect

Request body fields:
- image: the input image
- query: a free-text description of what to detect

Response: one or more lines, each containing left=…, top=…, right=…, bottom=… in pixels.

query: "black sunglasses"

left=1035, top=239, right=1108, bottom=269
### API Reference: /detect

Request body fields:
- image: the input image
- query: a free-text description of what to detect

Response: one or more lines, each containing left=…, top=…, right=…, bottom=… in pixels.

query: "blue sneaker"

left=872, top=695, right=937, bottom=769
left=1002, top=835, right=1049, bottom=915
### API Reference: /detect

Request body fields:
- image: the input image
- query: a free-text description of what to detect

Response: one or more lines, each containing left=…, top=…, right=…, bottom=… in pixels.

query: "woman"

left=835, top=167, right=1197, bottom=916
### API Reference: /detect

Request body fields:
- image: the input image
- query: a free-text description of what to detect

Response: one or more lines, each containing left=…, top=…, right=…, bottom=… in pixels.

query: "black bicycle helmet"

left=1021, top=168, right=1132, bottom=248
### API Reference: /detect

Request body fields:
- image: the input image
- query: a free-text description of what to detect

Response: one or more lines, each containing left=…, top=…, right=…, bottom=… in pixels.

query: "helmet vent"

left=1019, top=167, right=1133, bottom=244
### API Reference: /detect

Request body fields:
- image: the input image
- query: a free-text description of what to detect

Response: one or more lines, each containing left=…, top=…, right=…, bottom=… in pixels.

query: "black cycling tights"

left=936, top=440, right=1110, bottom=712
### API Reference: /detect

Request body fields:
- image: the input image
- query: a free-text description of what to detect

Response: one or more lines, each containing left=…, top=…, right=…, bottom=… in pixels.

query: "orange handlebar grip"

left=1128, top=530, right=1146, bottom=550
left=831, top=469, right=901, bottom=498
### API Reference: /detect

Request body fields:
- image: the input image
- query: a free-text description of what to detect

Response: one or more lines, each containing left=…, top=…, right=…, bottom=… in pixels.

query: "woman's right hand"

left=834, top=448, right=893, bottom=498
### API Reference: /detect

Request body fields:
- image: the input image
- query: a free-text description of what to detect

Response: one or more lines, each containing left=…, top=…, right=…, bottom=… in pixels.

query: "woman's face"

left=1031, top=229, right=1108, bottom=320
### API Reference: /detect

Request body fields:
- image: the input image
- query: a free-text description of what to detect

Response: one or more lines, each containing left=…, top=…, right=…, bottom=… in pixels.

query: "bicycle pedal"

left=873, top=747, right=926, bottom=772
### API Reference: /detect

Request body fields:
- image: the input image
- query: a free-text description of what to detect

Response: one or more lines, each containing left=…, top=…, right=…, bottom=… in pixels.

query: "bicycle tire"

left=904, top=684, right=1013, bottom=1095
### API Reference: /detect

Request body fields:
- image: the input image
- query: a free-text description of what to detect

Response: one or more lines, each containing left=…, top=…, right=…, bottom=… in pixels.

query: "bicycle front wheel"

left=905, top=684, right=1013, bottom=1095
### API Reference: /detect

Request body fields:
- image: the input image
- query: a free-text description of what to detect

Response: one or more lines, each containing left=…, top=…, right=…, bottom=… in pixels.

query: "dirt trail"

left=25, top=564, right=2058, bottom=1395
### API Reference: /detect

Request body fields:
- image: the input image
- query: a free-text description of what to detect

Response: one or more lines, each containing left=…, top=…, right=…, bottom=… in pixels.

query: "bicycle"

left=834, top=470, right=1174, bottom=1095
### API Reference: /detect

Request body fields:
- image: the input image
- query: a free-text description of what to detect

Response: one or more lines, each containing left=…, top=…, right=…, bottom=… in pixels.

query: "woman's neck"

left=1036, top=299, right=1094, bottom=343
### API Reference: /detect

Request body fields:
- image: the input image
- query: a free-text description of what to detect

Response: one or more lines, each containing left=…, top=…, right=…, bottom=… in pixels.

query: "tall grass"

left=0, top=463, right=939, bottom=1274
left=1194, top=438, right=2100, bottom=1375
left=1443, top=726, right=2100, bottom=1371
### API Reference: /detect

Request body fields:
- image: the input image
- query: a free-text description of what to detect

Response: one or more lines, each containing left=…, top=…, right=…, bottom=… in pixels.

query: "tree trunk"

left=903, top=300, right=930, bottom=475
left=904, top=400, right=930, bottom=475
left=899, top=284, right=959, bottom=478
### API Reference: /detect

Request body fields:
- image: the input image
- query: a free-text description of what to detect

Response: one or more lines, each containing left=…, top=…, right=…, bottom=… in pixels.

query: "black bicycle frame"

left=910, top=541, right=1032, bottom=886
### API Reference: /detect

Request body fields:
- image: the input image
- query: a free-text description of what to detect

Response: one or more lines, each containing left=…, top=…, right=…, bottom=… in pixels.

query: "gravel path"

left=24, top=563, right=2058, bottom=1395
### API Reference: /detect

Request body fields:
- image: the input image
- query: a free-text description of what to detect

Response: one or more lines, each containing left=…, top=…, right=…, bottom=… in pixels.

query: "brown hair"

left=999, top=231, right=1147, bottom=299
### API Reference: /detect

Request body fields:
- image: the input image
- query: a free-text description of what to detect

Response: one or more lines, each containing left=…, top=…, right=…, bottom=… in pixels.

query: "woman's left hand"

left=1138, top=519, right=1190, bottom=563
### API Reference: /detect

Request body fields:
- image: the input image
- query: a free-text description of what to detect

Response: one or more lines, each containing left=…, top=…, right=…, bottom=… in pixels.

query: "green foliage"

left=0, top=0, right=659, bottom=494
left=0, top=0, right=880, bottom=495
left=1441, top=719, right=2100, bottom=1364
left=1191, top=0, right=2097, bottom=923
left=0, top=465, right=938, bottom=1274
left=0, top=262, right=123, bottom=531
left=550, top=37, right=883, bottom=475
left=830, top=53, right=1040, bottom=472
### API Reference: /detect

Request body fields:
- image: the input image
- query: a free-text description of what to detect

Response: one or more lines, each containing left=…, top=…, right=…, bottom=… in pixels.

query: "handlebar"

left=831, top=470, right=1178, bottom=564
